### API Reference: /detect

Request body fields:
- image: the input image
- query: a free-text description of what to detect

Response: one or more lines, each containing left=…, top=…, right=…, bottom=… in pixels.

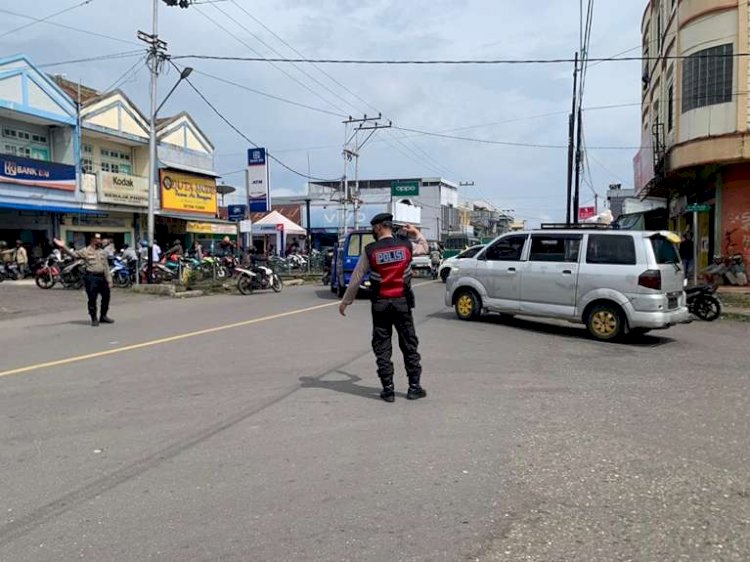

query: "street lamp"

left=146, top=66, right=193, bottom=281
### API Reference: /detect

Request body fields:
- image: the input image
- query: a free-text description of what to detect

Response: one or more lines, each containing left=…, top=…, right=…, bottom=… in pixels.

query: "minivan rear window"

left=586, top=235, right=636, bottom=265
left=346, top=233, right=375, bottom=256
left=650, top=237, right=681, bottom=264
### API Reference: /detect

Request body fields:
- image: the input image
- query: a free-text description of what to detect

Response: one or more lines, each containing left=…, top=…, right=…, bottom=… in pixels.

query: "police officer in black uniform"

left=339, top=213, right=429, bottom=402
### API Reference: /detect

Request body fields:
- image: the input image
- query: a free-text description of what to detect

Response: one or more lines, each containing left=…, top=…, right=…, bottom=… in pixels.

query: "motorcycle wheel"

left=215, top=265, right=228, bottom=280
left=237, top=275, right=254, bottom=295
left=116, top=272, right=131, bottom=288
left=271, top=275, right=283, bottom=293
left=694, top=295, right=722, bottom=321
left=35, top=272, right=56, bottom=289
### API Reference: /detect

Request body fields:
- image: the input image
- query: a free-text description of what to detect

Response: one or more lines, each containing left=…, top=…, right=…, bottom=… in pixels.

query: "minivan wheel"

left=455, top=290, right=480, bottom=321
left=587, top=303, right=625, bottom=341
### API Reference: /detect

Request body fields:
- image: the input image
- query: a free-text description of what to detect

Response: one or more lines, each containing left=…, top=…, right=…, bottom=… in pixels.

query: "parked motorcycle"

left=0, top=261, right=21, bottom=281
left=110, top=255, right=137, bottom=288
left=686, top=284, right=722, bottom=321
left=235, top=264, right=283, bottom=295
left=35, top=255, right=84, bottom=289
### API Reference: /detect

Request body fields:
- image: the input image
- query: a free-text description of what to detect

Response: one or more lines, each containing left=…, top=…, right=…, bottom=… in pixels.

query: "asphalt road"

left=1, top=282, right=749, bottom=561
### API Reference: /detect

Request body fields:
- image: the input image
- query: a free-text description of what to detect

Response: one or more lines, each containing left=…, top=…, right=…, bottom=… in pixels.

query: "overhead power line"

left=173, top=64, right=340, bottom=182
left=191, top=69, right=347, bottom=118
left=36, top=51, right=145, bottom=69
left=173, top=52, right=750, bottom=65
left=0, top=0, right=94, bottom=40
left=390, top=125, right=640, bottom=150
left=0, top=7, right=139, bottom=46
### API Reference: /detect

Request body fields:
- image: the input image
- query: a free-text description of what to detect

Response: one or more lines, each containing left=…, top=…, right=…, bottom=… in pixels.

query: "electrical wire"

left=190, top=70, right=347, bottom=118
left=36, top=51, right=145, bottom=69
left=0, top=7, right=139, bottom=46
left=172, top=52, right=750, bottom=65
left=0, top=0, right=94, bottom=40
left=104, top=55, right=147, bottom=92
left=175, top=64, right=341, bottom=182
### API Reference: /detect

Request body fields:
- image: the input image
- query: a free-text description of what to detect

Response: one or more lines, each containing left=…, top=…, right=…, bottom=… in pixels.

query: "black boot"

left=99, top=316, right=115, bottom=324
left=406, top=376, right=426, bottom=400
left=380, top=376, right=395, bottom=403
left=90, top=316, right=99, bottom=327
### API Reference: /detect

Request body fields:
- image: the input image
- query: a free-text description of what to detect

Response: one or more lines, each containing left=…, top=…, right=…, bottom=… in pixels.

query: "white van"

left=444, top=229, right=690, bottom=340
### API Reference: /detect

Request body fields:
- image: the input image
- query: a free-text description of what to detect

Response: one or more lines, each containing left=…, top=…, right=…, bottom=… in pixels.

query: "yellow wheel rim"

left=456, top=294, right=475, bottom=318
left=591, top=310, right=617, bottom=337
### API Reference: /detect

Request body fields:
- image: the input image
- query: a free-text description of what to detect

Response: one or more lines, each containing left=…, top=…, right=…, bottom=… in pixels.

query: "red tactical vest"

left=366, top=236, right=413, bottom=299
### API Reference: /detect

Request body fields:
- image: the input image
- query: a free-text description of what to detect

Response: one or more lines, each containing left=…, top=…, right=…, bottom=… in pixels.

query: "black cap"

left=370, top=213, right=393, bottom=226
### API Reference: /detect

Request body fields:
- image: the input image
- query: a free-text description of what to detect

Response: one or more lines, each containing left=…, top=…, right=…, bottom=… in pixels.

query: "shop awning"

left=159, top=160, right=221, bottom=178
left=155, top=211, right=238, bottom=235
left=0, top=201, right=102, bottom=214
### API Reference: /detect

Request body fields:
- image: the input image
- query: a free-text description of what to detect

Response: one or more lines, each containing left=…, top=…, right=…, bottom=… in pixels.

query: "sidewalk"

left=716, top=286, right=750, bottom=318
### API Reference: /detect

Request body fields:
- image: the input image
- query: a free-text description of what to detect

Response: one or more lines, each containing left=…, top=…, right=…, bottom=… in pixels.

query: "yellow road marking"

left=0, top=280, right=439, bottom=379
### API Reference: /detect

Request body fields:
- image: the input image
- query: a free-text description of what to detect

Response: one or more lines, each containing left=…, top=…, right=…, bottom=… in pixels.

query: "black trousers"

left=371, top=297, right=422, bottom=382
left=83, top=273, right=110, bottom=320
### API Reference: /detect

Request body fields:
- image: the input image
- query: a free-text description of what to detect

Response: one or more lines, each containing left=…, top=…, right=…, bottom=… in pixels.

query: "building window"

left=100, top=147, right=132, bottom=175
left=1, top=125, right=50, bottom=161
left=82, top=143, right=93, bottom=155
left=82, top=158, right=94, bottom=173
left=681, top=44, right=733, bottom=113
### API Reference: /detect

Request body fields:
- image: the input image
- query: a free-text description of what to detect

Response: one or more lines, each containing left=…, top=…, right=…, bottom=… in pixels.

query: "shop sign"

left=391, top=181, right=419, bottom=197
left=228, top=204, right=247, bottom=221
left=98, top=171, right=149, bottom=207
left=253, top=224, right=279, bottom=234
left=0, top=153, right=76, bottom=191
left=62, top=213, right=131, bottom=228
left=186, top=221, right=237, bottom=235
left=578, top=206, right=596, bottom=220
left=160, top=170, right=217, bottom=215
left=239, top=219, right=253, bottom=233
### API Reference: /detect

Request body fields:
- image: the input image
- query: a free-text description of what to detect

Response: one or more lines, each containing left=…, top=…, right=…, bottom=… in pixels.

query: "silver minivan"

left=444, top=229, right=690, bottom=340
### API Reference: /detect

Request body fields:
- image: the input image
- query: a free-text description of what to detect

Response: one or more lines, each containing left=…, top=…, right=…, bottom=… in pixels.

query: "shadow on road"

left=427, top=310, right=675, bottom=347
left=299, top=370, right=385, bottom=401
left=314, top=288, right=338, bottom=300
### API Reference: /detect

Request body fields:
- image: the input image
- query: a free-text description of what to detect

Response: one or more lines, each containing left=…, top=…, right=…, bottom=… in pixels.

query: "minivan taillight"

left=638, top=269, right=662, bottom=290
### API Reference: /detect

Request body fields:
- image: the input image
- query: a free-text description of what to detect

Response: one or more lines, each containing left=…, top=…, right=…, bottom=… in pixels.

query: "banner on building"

left=98, top=171, right=149, bottom=207
left=186, top=221, right=237, bottom=235
left=160, top=170, right=217, bottom=215
left=246, top=147, right=270, bottom=212
left=0, top=154, right=76, bottom=191
left=578, top=206, right=596, bottom=221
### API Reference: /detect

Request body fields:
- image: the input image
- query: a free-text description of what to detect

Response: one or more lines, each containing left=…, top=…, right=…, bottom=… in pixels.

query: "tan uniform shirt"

left=14, top=246, right=28, bottom=265
left=65, top=245, right=112, bottom=284
left=342, top=234, right=428, bottom=306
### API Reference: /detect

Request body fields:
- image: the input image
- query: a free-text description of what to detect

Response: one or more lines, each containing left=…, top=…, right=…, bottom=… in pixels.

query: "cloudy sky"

left=0, top=0, right=646, bottom=224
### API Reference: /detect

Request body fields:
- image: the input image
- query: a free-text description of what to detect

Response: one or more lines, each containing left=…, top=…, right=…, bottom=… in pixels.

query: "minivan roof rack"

left=538, top=223, right=612, bottom=230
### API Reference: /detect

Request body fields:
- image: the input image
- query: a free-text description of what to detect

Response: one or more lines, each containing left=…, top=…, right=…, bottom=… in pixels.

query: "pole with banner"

left=276, top=223, right=284, bottom=258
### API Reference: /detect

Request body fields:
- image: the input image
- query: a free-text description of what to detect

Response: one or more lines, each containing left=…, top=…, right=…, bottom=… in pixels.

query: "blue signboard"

left=227, top=204, right=247, bottom=221
left=247, top=148, right=266, bottom=166
left=249, top=195, right=268, bottom=213
left=0, top=154, right=76, bottom=191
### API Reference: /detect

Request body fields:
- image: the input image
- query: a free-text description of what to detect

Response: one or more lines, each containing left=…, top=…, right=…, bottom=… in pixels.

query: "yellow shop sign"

left=160, top=170, right=217, bottom=215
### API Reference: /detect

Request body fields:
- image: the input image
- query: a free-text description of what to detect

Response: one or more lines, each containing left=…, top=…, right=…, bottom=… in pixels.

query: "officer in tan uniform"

left=54, top=233, right=114, bottom=327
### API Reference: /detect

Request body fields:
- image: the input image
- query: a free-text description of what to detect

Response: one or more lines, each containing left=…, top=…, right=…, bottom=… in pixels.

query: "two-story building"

left=0, top=56, right=82, bottom=256
left=635, top=0, right=750, bottom=268
left=52, top=77, right=231, bottom=251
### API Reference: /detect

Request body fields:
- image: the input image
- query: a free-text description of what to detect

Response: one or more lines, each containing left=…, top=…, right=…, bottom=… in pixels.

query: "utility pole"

left=573, top=105, right=583, bottom=224
left=340, top=115, right=391, bottom=235
left=565, top=52, right=579, bottom=227
left=138, top=2, right=168, bottom=282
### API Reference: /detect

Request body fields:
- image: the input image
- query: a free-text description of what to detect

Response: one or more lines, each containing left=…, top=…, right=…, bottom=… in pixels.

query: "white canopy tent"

left=252, top=210, right=307, bottom=255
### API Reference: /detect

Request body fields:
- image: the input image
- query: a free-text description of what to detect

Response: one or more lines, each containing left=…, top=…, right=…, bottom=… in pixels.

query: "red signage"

left=275, top=223, right=284, bottom=232
left=578, top=206, right=596, bottom=220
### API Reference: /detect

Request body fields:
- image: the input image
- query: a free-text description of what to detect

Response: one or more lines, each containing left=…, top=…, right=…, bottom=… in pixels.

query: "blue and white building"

left=0, top=55, right=82, bottom=250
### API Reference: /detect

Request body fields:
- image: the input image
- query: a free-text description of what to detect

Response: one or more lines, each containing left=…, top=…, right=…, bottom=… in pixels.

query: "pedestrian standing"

left=339, top=214, right=429, bottom=402
left=54, top=233, right=114, bottom=327
left=13, top=240, right=28, bottom=277
left=680, top=231, right=695, bottom=283
left=152, top=240, right=162, bottom=263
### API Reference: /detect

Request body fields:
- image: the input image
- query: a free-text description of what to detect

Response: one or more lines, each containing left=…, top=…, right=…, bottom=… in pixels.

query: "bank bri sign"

left=0, top=154, right=76, bottom=191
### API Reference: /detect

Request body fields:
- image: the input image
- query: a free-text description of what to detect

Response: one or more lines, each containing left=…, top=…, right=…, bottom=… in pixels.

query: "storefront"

left=60, top=212, right=138, bottom=249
